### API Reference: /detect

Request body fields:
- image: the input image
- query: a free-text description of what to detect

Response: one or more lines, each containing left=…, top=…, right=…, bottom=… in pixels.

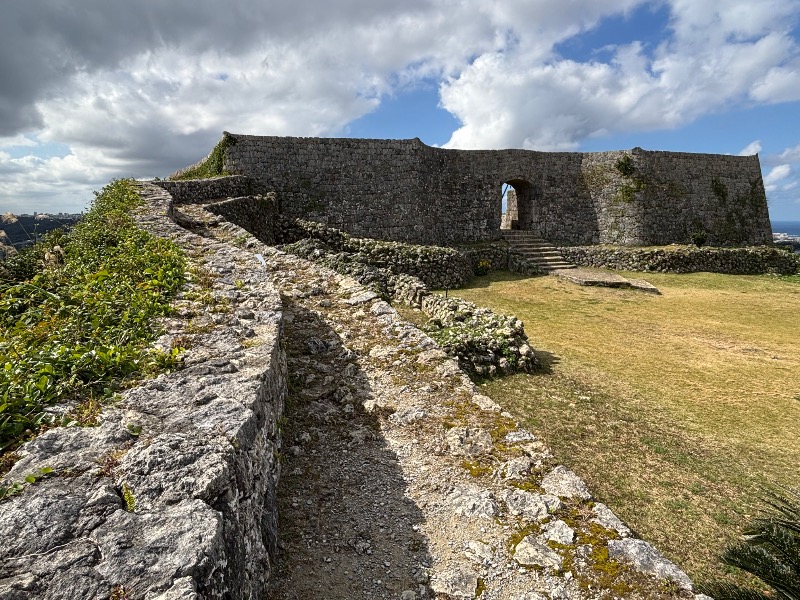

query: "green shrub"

left=0, top=180, right=186, bottom=452
left=691, top=230, right=708, bottom=247
left=615, top=154, right=636, bottom=177
left=699, top=488, right=800, bottom=599
left=475, top=259, right=492, bottom=276
left=170, top=132, right=236, bottom=180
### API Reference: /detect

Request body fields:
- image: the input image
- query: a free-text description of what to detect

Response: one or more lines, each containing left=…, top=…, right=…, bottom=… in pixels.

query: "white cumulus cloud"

left=1, top=0, right=800, bottom=212
left=739, top=140, right=762, bottom=155
left=764, top=164, right=792, bottom=191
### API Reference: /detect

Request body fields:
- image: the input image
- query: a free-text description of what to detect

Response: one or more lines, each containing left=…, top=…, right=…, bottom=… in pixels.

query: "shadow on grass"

left=458, top=269, right=546, bottom=290
left=533, top=349, right=560, bottom=375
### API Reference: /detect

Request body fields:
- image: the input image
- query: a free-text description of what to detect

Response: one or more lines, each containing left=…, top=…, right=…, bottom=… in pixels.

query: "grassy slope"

left=449, top=270, right=800, bottom=586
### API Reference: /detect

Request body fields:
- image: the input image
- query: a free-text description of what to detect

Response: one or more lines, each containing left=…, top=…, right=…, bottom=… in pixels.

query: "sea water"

left=771, top=221, right=800, bottom=237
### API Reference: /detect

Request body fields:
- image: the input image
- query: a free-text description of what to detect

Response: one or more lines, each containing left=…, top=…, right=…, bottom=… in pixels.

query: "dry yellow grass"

left=449, top=270, right=800, bottom=587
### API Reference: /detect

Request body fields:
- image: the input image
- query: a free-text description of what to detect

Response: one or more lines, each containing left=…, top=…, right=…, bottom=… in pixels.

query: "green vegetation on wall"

left=170, top=132, right=237, bottom=180
left=0, top=179, right=186, bottom=452
left=612, top=154, right=647, bottom=204
left=711, top=177, right=729, bottom=204
left=614, top=154, right=636, bottom=177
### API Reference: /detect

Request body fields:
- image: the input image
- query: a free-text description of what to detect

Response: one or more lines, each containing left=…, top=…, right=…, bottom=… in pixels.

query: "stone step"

left=514, top=247, right=563, bottom=256
left=501, top=230, right=576, bottom=272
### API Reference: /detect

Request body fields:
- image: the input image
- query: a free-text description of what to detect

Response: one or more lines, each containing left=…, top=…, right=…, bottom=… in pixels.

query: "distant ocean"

left=771, top=221, right=800, bottom=236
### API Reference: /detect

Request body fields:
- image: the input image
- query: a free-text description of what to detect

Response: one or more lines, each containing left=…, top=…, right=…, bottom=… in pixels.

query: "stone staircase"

left=500, top=230, right=575, bottom=272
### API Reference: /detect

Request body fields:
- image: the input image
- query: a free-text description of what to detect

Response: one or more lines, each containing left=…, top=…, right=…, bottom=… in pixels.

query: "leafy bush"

left=699, top=488, right=800, bottom=600
left=691, top=230, right=708, bottom=247
left=0, top=180, right=185, bottom=451
left=615, top=154, right=636, bottom=177
left=474, top=259, right=492, bottom=276
left=170, top=132, right=236, bottom=180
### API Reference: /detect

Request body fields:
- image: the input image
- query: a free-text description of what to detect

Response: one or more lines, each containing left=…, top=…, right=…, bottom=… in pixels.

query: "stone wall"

left=0, top=183, right=287, bottom=599
left=559, top=244, right=800, bottom=275
left=155, top=175, right=251, bottom=204
left=581, top=149, right=772, bottom=246
left=205, top=193, right=281, bottom=245
left=195, top=133, right=772, bottom=247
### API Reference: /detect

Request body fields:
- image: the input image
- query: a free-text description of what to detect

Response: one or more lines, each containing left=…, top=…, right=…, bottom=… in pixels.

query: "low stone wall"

left=459, top=243, right=546, bottom=276
left=280, top=240, right=536, bottom=377
left=0, top=183, right=286, bottom=599
left=420, top=292, right=536, bottom=377
left=154, top=175, right=252, bottom=204
left=282, top=218, right=474, bottom=289
left=559, top=244, right=800, bottom=275
left=206, top=194, right=281, bottom=245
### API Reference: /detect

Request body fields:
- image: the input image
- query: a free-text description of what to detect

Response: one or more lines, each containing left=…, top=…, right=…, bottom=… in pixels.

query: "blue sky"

left=1, top=0, right=800, bottom=221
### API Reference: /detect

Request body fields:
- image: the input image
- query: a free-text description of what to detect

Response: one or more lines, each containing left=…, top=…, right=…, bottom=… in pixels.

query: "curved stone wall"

left=0, top=183, right=286, bottom=599
left=205, top=133, right=771, bottom=247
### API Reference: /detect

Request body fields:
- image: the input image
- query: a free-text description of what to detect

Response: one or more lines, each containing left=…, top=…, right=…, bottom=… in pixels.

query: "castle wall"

left=219, top=133, right=772, bottom=246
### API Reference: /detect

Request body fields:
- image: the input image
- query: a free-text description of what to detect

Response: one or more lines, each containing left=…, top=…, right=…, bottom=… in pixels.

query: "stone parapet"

left=0, top=183, right=286, bottom=599
left=154, top=175, right=252, bottom=205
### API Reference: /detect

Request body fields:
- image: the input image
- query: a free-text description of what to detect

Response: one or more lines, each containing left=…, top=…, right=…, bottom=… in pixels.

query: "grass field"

left=448, top=269, right=800, bottom=588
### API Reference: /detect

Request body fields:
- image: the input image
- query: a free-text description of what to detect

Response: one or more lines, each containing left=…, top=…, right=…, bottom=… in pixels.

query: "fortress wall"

left=218, top=133, right=771, bottom=247
left=0, top=184, right=287, bottom=599
left=224, top=135, right=440, bottom=242
left=635, top=150, right=772, bottom=245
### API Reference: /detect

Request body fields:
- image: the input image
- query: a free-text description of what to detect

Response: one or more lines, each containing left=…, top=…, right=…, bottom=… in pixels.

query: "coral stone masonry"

left=178, top=132, right=772, bottom=248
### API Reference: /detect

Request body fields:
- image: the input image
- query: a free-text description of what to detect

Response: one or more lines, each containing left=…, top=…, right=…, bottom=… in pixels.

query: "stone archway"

left=500, top=179, right=534, bottom=231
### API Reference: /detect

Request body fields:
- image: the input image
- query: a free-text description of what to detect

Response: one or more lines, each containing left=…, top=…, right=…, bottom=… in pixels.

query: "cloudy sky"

left=1, top=0, right=800, bottom=220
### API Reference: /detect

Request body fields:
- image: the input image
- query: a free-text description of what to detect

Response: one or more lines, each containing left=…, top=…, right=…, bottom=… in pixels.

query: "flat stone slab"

left=553, top=268, right=660, bottom=294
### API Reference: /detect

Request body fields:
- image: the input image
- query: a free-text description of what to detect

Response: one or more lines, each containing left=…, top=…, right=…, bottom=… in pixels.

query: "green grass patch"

left=0, top=179, right=185, bottom=452
left=453, top=269, right=800, bottom=588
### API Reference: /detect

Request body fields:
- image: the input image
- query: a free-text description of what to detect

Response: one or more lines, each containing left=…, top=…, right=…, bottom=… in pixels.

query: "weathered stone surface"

left=430, top=569, right=479, bottom=598
left=389, top=406, right=428, bottom=425
left=500, top=456, right=533, bottom=479
left=541, top=466, right=592, bottom=500
left=0, top=183, right=287, bottom=600
left=608, top=539, right=693, bottom=589
left=471, top=393, right=502, bottom=412
left=448, top=486, right=498, bottom=519
left=514, top=536, right=563, bottom=570
left=148, top=577, right=198, bottom=600
left=446, top=427, right=493, bottom=456
left=503, top=489, right=553, bottom=522
left=554, top=268, right=660, bottom=293
left=540, top=520, right=575, bottom=545
left=464, top=540, right=494, bottom=564
left=92, top=500, right=224, bottom=593
left=119, top=433, right=232, bottom=508
left=591, top=502, right=632, bottom=537
left=504, top=429, right=537, bottom=444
